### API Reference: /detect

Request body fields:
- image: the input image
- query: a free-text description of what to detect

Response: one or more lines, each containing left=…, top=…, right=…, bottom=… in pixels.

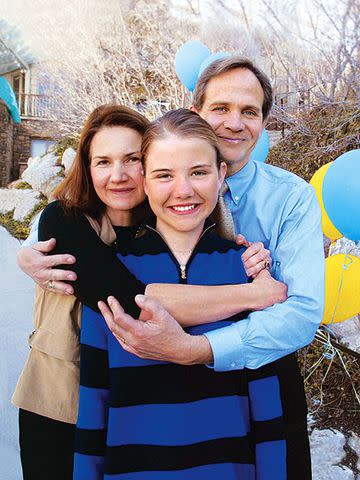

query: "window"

left=30, top=139, right=55, bottom=158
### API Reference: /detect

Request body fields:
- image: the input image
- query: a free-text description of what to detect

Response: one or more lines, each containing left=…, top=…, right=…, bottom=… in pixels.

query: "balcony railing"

left=17, top=93, right=61, bottom=119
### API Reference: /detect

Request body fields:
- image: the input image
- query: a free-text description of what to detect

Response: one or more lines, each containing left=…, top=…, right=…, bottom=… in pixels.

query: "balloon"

left=322, top=254, right=360, bottom=324
left=175, top=41, right=210, bottom=92
left=322, top=149, right=360, bottom=241
left=250, top=130, right=270, bottom=163
left=198, top=51, right=231, bottom=78
left=309, top=163, right=342, bottom=241
left=0, top=77, right=21, bottom=123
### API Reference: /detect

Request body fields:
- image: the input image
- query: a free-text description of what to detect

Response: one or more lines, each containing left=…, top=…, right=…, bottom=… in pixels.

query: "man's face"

left=193, top=68, right=266, bottom=176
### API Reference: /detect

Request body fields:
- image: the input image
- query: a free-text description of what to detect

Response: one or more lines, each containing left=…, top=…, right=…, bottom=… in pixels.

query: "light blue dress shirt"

left=204, top=160, right=325, bottom=371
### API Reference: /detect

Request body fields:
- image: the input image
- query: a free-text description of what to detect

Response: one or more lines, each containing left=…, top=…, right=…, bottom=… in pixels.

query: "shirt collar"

left=225, top=160, right=256, bottom=205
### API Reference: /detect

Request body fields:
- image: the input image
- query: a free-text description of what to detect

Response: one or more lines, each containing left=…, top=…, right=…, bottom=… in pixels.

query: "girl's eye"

left=156, top=174, right=171, bottom=180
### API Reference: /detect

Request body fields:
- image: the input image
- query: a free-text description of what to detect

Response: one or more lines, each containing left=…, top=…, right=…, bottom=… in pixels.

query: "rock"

left=348, top=432, right=360, bottom=470
left=330, top=316, right=360, bottom=353
left=0, top=189, right=41, bottom=221
left=61, top=147, right=76, bottom=175
left=329, top=238, right=360, bottom=257
left=21, top=153, right=63, bottom=198
left=310, top=429, right=353, bottom=479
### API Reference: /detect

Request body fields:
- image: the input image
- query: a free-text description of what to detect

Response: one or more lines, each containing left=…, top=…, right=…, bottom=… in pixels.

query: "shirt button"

left=234, top=196, right=239, bottom=201
left=231, top=362, right=236, bottom=368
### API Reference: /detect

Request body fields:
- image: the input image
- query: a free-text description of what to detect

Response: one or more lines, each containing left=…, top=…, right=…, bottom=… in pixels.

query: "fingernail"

left=67, top=273, right=75, bottom=280
left=65, top=289, right=72, bottom=295
left=136, top=294, right=145, bottom=304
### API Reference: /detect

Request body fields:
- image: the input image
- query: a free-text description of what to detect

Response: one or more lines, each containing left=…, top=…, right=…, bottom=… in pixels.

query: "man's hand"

left=251, top=269, right=287, bottom=310
left=236, top=234, right=272, bottom=278
left=98, top=295, right=213, bottom=365
left=17, top=239, right=77, bottom=295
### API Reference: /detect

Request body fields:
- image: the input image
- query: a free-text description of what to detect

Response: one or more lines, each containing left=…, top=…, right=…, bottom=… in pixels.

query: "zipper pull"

left=180, top=265, right=187, bottom=280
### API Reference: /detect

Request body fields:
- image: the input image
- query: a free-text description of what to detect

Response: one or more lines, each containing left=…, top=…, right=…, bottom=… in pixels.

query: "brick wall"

left=0, top=101, right=14, bottom=187
left=12, top=118, right=57, bottom=179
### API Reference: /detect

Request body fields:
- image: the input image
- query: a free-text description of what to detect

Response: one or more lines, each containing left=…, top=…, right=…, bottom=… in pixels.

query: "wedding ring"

left=121, top=337, right=126, bottom=345
left=47, top=280, right=54, bottom=290
left=264, top=261, right=271, bottom=270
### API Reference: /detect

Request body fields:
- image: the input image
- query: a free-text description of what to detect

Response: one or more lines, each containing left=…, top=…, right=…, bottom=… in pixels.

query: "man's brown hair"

left=54, top=104, right=150, bottom=218
left=192, top=56, right=273, bottom=120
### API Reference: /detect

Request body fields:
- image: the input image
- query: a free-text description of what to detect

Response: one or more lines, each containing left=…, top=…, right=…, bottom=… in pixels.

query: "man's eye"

left=192, top=170, right=206, bottom=176
left=243, top=110, right=257, bottom=116
left=127, top=156, right=141, bottom=163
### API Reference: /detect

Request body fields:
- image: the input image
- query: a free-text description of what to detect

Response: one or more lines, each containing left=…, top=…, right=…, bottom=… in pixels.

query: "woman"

left=14, top=105, right=284, bottom=480
left=73, top=109, right=288, bottom=479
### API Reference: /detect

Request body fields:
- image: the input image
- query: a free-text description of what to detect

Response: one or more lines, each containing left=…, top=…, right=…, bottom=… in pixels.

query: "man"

left=99, top=57, right=324, bottom=370
left=95, top=57, right=324, bottom=479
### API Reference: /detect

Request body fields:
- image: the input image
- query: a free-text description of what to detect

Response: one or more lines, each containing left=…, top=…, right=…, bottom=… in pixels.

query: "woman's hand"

left=17, top=240, right=76, bottom=294
left=236, top=234, right=272, bottom=278
left=251, top=270, right=287, bottom=310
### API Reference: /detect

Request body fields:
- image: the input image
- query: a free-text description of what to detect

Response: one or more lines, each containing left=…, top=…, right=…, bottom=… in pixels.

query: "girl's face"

left=144, top=135, right=226, bottom=239
left=90, top=126, right=146, bottom=225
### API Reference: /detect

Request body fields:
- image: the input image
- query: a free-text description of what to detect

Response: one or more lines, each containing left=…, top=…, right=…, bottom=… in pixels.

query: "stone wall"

left=0, top=101, right=14, bottom=187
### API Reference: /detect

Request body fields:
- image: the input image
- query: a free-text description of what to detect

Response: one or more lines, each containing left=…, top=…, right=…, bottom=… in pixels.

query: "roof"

left=0, top=19, right=34, bottom=75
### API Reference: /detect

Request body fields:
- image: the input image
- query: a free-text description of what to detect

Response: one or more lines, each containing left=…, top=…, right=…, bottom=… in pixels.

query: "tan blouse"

left=12, top=214, right=116, bottom=424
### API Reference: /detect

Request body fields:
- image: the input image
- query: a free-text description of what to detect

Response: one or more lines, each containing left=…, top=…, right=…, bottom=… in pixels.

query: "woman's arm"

left=38, top=201, right=286, bottom=326
left=38, top=201, right=145, bottom=317
left=145, top=270, right=287, bottom=327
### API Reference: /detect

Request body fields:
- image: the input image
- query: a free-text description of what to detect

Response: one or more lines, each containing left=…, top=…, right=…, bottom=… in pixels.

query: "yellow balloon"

left=322, top=254, right=360, bottom=324
left=310, top=163, right=342, bottom=241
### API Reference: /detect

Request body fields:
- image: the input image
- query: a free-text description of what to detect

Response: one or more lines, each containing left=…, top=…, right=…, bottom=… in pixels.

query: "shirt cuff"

left=203, top=321, right=247, bottom=372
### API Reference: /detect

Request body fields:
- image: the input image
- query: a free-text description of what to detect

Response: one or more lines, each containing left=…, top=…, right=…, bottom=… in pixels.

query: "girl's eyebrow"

left=150, top=168, right=172, bottom=173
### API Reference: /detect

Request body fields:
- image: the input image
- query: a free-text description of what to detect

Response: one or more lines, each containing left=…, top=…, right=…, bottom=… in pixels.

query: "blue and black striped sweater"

left=74, top=223, right=288, bottom=479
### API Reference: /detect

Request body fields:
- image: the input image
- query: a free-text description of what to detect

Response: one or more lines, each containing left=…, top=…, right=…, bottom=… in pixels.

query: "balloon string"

left=328, top=253, right=352, bottom=325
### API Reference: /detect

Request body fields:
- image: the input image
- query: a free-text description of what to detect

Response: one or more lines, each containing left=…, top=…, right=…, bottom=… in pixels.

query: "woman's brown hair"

left=141, top=108, right=222, bottom=169
left=54, top=104, right=150, bottom=218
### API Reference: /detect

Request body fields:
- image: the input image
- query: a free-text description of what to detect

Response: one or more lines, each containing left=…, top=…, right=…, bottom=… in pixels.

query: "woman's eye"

left=96, top=159, right=108, bottom=166
left=213, top=106, right=227, bottom=112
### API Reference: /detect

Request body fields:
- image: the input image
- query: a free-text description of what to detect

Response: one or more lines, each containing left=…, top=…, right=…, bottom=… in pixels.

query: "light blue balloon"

left=0, top=77, right=21, bottom=123
left=322, top=149, right=360, bottom=241
left=250, top=130, right=270, bottom=163
left=175, top=41, right=210, bottom=92
left=198, top=51, right=231, bottom=78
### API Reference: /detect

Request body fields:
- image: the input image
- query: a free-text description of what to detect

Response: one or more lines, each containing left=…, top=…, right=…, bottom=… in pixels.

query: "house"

left=0, top=23, right=58, bottom=187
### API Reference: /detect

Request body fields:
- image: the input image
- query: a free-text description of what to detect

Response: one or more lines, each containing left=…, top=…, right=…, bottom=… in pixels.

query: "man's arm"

left=99, top=296, right=212, bottom=365
left=204, top=186, right=325, bottom=370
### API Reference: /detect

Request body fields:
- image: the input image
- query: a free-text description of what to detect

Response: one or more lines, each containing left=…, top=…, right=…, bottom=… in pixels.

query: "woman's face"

left=90, top=126, right=146, bottom=225
left=144, top=135, right=226, bottom=239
